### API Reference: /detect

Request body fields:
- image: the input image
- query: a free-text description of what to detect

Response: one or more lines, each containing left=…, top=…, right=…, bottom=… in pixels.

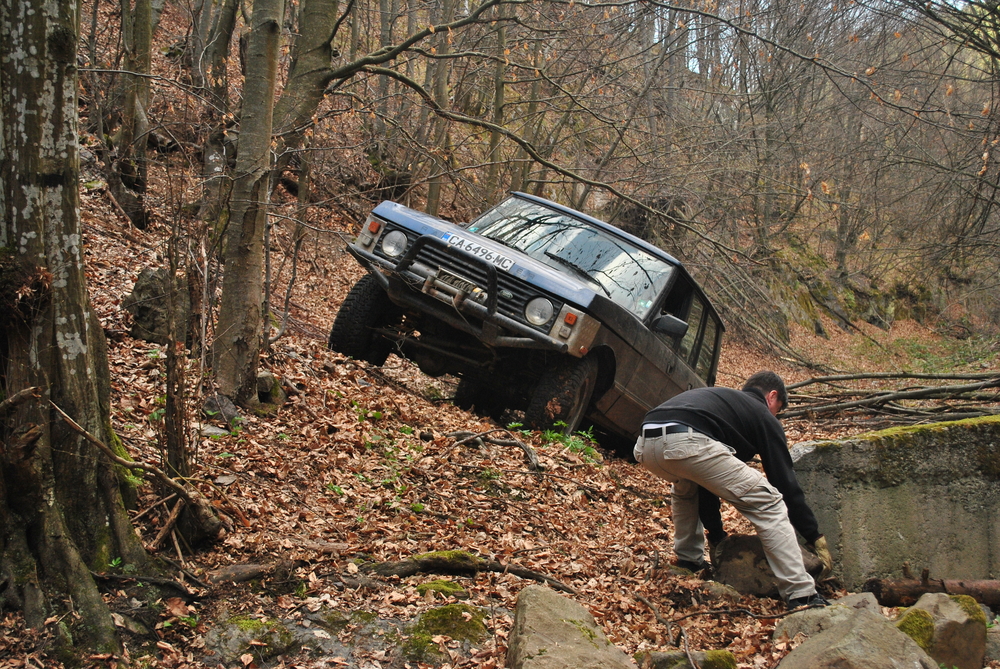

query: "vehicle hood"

left=374, top=200, right=612, bottom=312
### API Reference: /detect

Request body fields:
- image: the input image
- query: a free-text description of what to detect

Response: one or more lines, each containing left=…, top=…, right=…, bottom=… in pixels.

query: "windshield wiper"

left=544, top=251, right=612, bottom=298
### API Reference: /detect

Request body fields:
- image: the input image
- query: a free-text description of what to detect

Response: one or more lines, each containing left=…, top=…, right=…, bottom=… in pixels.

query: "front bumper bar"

left=346, top=236, right=569, bottom=353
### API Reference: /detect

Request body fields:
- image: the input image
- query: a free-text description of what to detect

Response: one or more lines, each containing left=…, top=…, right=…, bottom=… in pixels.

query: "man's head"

left=743, top=371, right=788, bottom=416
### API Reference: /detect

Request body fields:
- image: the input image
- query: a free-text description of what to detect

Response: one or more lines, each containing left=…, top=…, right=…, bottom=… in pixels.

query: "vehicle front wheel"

left=328, top=273, right=399, bottom=365
left=524, top=356, right=599, bottom=434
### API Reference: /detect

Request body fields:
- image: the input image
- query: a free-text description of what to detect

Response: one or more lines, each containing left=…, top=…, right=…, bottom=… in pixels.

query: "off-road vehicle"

left=329, top=192, right=723, bottom=440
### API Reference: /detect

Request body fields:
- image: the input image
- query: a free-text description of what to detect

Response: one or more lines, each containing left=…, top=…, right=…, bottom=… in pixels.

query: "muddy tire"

left=328, top=273, right=399, bottom=365
left=524, top=356, right=599, bottom=434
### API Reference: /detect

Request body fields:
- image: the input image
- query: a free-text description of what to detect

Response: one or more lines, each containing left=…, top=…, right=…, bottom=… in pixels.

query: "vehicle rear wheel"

left=328, top=273, right=399, bottom=365
left=524, top=356, right=599, bottom=434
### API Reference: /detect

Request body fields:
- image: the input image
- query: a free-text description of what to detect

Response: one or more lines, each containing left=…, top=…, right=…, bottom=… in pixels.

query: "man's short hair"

left=743, top=371, right=788, bottom=411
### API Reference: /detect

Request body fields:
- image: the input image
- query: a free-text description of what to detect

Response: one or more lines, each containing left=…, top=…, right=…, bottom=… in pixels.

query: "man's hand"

left=809, top=535, right=833, bottom=580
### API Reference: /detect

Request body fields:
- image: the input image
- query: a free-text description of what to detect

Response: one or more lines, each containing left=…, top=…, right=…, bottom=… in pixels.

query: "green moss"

left=402, top=604, right=488, bottom=663
left=897, top=608, right=935, bottom=651
left=352, top=610, right=378, bottom=624
left=414, top=604, right=487, bottom=641
left=416, top=579, right=468, bottom=598
left=950, top=594, right=987, bottom=626
left=230, top=615, right=270, bottom=632
left=414, top=550, right=482, bottom=567
left=701, top=650, right=737, bottom=669
left=565, top=618, right=603, bottom=648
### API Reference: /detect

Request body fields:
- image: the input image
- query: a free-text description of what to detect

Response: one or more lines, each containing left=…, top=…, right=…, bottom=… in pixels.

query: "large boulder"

left=776, top=607, right=937, bottom=669
left=772, top=594, right=875, bottom=641
left=895, top=592, right=986, bottom=669
left=123, top=266, right=191, bottom=345
left=506, top=585, right=636, bottom=669
left=791, top=416, right=1000, bottom=590
left=635, top=649, right=736, bottom=668
left=711, top=534, right=822, bottom=597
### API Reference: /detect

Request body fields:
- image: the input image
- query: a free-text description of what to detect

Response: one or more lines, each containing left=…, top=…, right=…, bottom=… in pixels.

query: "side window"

left=654, top=275, right=691, bottom=348
left=678, top=296, right=704, bottom=363
left=696, top=315, right=719, bottom=382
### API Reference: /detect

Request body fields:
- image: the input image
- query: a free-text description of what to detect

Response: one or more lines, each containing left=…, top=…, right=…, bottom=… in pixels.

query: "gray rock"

left=776, top=608, right=937, bottom=669
left=123, top=266, right=190, bottom=345
left=635, top=648, right=736, bottom=668
left=987, top=625, right=1000, bottom=662
left=896, top=592, right=986, bottom=669
left=773, top=593, right=881, bottom=641
left=699, top=580, right=741, bottom=604
left=711, top=534, right=821, bottom=597
left=199, top=423, right=231, bottom=437
left=773, top=603, right=853, bottom=641
left=204, top=393, right=240, bottom=424
left=507, top=585, right=637, bottom=669
left=257, top=370, right=287, bottom=405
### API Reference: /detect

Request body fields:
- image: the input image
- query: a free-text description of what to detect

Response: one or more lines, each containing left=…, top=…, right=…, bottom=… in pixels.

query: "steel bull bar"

left=347, top=235, right=569, bottom=353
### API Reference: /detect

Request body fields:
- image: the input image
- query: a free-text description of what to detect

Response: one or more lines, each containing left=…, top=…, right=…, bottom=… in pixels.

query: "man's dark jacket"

left=643, top=386, right=821, bottom=543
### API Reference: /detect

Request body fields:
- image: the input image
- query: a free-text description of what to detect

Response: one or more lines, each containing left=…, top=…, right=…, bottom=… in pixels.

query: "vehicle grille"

left=374, top=225, right=560, bottom=331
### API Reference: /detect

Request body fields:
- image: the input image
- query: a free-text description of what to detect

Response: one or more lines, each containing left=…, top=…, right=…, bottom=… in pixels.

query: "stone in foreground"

left=506, top=585, right=637, bottom=669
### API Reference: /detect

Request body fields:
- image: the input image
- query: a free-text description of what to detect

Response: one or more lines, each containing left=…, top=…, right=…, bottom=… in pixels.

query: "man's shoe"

left=786, top=593, right=829, bottom=610
left=675, top=559, right=710, bottom=573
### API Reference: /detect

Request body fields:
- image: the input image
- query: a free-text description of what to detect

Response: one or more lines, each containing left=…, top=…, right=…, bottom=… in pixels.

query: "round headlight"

left=381, top=230, right=408, bottom=257
left=525, top=297, right=554, bottom=326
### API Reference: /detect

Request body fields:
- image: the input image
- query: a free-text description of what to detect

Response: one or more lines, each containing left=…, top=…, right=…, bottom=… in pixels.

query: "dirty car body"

left=329, top=192, right=724, bottom=441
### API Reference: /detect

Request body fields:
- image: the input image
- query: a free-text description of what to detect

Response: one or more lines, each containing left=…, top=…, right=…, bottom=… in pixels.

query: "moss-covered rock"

left=203, top=615, right=298, bottom=664
left=403, top=603, right=488, bottom=663
left=416, top=579, right=469, bottom=599
left=896, top=608, right=935, bottom=652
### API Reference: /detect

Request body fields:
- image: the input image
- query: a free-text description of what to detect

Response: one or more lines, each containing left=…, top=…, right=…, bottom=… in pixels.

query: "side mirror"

left=652, top=314, right=688, bottom=338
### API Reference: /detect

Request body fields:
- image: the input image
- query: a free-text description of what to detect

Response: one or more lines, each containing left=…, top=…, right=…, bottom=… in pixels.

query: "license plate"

left=443, top=234, right=514, bottom=270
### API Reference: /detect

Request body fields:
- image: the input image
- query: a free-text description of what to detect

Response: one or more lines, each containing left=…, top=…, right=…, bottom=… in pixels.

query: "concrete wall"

left=791, top=415, right=1000, bottom=591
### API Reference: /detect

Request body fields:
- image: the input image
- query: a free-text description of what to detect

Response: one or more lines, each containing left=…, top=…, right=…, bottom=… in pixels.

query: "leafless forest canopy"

left=81, top=0, right=1000, bottom=347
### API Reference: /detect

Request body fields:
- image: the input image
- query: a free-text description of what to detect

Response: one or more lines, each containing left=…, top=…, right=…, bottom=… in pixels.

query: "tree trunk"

left=0, top=0, right=150, bottom=655
left=213, top=0, right=285, bottom=404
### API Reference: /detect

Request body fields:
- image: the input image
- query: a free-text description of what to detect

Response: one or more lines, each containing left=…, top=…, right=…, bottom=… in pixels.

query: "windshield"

left=468, top=197, right=674, bottom=318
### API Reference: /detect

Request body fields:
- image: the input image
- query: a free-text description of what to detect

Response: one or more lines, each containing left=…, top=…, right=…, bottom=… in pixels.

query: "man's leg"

left=671, top=478, right=706, bottom=564
left=662, top=434, right=816, bottom=601
left=633, top=433, right=705, bottom=565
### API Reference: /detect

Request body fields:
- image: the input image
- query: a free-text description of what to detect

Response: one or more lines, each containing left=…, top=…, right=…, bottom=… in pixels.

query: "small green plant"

left=409, top=503, right=425, bottom=513
left=179, top=615, right=199, bottom=628
left=400, top=425, right=414, bottom=435
left=108, top=556, right=122, bottom=569
left=148, top=408, right=165, bottom=421
left=295, top=581, right=308, bottom=598
left=326, top=484, right=344, bottom=495
left=478, top=468, right=501, bottom=483
left=218, top=452, right=235, bottom=458
left=277, top=433, right=290, bottom=441
left=506, top=421, right=532, bottom=437
left=541, top=422, right=600, bottom=462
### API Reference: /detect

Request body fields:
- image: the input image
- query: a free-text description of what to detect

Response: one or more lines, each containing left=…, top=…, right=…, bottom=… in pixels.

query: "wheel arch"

left=589, top=345, right=617, bottom=402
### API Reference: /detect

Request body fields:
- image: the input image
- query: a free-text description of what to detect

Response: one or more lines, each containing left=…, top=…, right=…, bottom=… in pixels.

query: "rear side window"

left=697, top=315, right=720, bottom=383
left=678, top=297, right=704, bottom=362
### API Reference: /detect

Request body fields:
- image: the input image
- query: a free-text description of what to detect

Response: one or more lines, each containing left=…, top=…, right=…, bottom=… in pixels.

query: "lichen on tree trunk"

left=0, top=0, right=151, bottom=657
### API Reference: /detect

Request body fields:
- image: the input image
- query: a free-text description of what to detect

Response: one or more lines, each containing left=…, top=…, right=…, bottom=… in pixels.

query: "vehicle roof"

left=509, top=192, right=723, bottom=326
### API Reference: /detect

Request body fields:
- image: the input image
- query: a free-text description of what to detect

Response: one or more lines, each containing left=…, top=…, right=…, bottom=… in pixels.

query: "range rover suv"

left=329, top=192, right=723, bottom=440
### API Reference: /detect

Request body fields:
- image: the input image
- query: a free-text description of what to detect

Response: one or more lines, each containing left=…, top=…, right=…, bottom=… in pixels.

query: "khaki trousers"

left=634, top=428, right=816, bottom=600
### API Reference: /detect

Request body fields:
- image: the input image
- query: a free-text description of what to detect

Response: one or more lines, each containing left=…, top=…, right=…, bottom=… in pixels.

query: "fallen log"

left=864, top=576, right=1000, bottom=607
left=369, top=549, right=578, bottom=595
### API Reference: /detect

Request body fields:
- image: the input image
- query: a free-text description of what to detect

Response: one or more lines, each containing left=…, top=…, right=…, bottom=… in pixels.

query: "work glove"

left=809, top=535, right=833, bottom=580
left=707, top=531, right=726, bottom=567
